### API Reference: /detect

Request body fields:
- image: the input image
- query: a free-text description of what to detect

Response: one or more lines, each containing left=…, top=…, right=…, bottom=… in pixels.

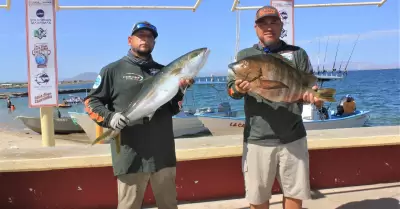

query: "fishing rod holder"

left=0, top=0, right=11, bottom=10
left=231, top=0, right=387, bottom=11
left=54, top=0, right=203, bottom=12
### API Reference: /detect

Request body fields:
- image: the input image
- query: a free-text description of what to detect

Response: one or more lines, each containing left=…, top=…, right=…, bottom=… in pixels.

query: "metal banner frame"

left=0, top=0, right=10, bottom=10
left=231, top=0, right=387, bottom=11
left=54, top=0, right=204, bottom=11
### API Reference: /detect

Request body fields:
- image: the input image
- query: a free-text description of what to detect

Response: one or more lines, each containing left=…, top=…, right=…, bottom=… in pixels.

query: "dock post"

left=96, top=124, right=104, bottom=144
left=40, top=107, right=55, bottom=147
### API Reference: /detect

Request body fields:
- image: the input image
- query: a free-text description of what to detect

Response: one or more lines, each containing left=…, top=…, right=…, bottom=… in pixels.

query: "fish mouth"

left=228, top=62, right=237, bottom=74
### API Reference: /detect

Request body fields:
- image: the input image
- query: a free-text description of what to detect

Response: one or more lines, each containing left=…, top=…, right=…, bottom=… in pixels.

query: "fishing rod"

left=332, top=38, right=341, bottom=73
left=234, top=0, right=241, bottom=61
left=317, top=37, right=321, bottom=74
left=338, top=60, right=344, bottom=75
left=343, top=34, right=361, bottom=75
left=322, top=36, right=329, bottom=74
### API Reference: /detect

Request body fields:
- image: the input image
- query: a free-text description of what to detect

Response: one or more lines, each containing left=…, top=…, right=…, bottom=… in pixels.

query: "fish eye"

left=240, top=60, right=249, bottom=68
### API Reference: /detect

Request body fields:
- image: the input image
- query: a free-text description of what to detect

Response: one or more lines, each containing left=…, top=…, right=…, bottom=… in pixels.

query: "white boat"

left=180, top=74, right=371, bottom=136
left=68, top=111, right=209, bottom=141
left=16, top=115, right=84, bottom=134
left=195, top=108, right=371, bottom=136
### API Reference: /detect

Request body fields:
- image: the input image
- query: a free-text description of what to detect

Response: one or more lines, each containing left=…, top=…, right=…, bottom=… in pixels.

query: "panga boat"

left=68, top=111, right=209, bottom=141
left=178, top=75, right=371, bottom=136
left=16, top=116, right=84, bottom=134
left=195, top=108, right=371, bottom=136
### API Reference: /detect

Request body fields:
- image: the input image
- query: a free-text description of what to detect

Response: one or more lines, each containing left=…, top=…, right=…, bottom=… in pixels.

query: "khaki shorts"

left=117, top=167, right=177, bottom=209
left=242, top=137, right=311, bottom=205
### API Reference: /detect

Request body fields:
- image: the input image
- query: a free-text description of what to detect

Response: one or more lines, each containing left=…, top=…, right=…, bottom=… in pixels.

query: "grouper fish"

left=92, top=47, right=210, bottom=153
left=228, top=53, right=336, bottom=103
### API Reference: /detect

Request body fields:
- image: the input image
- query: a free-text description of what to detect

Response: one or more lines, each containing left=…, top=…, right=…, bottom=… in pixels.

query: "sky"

left=0, top=0, right=399, bottom=82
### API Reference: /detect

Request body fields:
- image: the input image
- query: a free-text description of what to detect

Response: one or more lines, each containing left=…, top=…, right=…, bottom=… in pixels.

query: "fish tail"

left=91, top=129, right=120, bottom=145
left=312, top=88, right=337, bottom=102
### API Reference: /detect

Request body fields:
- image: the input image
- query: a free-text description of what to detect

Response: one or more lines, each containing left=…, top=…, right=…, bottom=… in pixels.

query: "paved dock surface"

left=0, top=126, right=399, bottom=172
left=145, top=182, right=400, bottom=209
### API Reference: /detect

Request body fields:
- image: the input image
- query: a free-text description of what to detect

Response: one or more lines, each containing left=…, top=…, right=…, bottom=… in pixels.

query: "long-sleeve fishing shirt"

left=84, top=51, right=184, bottom=176
left=227, top=40, right=314, bottom=145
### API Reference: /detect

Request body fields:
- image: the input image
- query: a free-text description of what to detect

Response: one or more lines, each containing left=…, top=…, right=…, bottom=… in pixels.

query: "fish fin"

left=313, top=88, right=337, bottom=102
left=91, top=129, right=120, bottom=145
left=146, top=112, right=156, bottom=121
left=259, top=79, right=289, bottom=89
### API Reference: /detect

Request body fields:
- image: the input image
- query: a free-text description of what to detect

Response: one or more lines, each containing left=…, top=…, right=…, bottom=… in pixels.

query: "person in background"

left=314, top=100, right=329, bottom=120
left=342, top=94, right=356, bottom=116
left=226, top=6, right=318, bottom=209
left=84, top=21, right=193, bottom=209
left=6, top=97, right=11, bottom=109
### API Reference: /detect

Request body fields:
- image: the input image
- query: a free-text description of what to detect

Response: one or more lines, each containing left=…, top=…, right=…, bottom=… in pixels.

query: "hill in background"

left=62, top=72, right=98, bottom=82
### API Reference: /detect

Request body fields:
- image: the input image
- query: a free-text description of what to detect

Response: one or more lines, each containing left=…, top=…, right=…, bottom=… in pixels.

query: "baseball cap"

left=131, top=21, right=158, bottom=38
left=255, top=6, right=281, bottom=23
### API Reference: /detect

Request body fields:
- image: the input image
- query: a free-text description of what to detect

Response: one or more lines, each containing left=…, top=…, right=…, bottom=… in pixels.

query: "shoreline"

left=0, top=88, right=91, bottom=99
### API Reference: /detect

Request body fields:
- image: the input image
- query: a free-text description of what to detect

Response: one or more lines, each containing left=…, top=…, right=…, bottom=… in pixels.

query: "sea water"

left=0, top=69, right=399, bottom=131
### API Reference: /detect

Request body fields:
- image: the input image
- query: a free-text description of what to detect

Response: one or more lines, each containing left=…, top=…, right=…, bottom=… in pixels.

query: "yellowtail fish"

left=92, top=47, right=211, bottom=153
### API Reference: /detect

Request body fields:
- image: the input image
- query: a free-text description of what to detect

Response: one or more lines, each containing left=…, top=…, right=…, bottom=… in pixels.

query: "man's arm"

left=169, top=88, right=185, bottom=116
left=227, top=50, right=247, bottom=100
left=84, top=67, right=115, bottom=128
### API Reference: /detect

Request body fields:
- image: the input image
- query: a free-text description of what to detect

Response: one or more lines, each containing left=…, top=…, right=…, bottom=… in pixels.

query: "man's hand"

left=303, top=85, right=320, bottom=104
left=235, top=79, right=251, bottom=94
left=179, top=78, right=195, bottom=88
left=109, top=112, right=129, bottom=131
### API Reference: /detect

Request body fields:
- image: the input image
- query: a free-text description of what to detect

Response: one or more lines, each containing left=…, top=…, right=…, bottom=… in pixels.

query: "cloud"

left=297, top=29, right=400, bottom=45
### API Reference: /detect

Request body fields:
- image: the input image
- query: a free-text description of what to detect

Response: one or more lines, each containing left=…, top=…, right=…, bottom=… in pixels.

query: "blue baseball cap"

left=131, top=21, right=158, bottom=38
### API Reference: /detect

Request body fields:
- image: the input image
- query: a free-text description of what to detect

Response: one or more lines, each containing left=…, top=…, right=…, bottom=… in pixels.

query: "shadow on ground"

left=335, top=197, right=399, bottom=209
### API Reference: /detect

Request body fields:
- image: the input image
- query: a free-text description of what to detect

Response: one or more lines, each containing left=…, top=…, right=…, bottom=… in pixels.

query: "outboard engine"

left=217, top=102, right=233, bottom=117
left=217, top=102, right=231, bottom=113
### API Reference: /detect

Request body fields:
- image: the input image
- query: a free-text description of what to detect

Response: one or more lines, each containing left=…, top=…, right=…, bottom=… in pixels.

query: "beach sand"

left=1, top=130, right=91, bottom=150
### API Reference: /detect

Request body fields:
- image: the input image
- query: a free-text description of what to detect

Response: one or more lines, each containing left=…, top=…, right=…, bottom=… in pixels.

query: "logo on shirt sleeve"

left=93, top=75, right=102, bottom=89
left=280, top=52, right=294, bottom=61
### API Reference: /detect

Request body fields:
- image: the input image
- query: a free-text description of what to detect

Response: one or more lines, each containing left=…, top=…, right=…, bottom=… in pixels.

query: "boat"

left=182, top=74, right=371, bottom=136
left=58, top=104, right=72, bottom=108
left=16, top=116, right=85, bottom=134
left=196, top=109, right=371, bottom=136
left=68, top=111, right=209, bottom=141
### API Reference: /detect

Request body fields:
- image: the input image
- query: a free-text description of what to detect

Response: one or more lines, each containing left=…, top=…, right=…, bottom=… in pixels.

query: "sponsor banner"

left=270, top=0, right=294, bottom=45
left=25, top=0, right=58, bottom=107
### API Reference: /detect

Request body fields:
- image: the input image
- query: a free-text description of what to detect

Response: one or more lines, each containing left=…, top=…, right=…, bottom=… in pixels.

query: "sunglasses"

left=131, top=23, right=157, bottom=35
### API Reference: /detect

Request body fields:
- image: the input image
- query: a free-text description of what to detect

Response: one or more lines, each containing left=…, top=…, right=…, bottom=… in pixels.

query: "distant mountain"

left=63, top=72, right=98, bottom=82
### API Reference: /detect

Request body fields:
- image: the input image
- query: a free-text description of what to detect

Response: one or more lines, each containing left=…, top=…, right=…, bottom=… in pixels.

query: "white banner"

left=270, top=0, right=294, bottom=45
left=25, top=0, right=58, bottom=107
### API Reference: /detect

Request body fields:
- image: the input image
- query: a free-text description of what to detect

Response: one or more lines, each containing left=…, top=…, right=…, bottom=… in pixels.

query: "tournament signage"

left=270, top=0, right=294, bottom=45
left=25, top=0, right=58, bottom=107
